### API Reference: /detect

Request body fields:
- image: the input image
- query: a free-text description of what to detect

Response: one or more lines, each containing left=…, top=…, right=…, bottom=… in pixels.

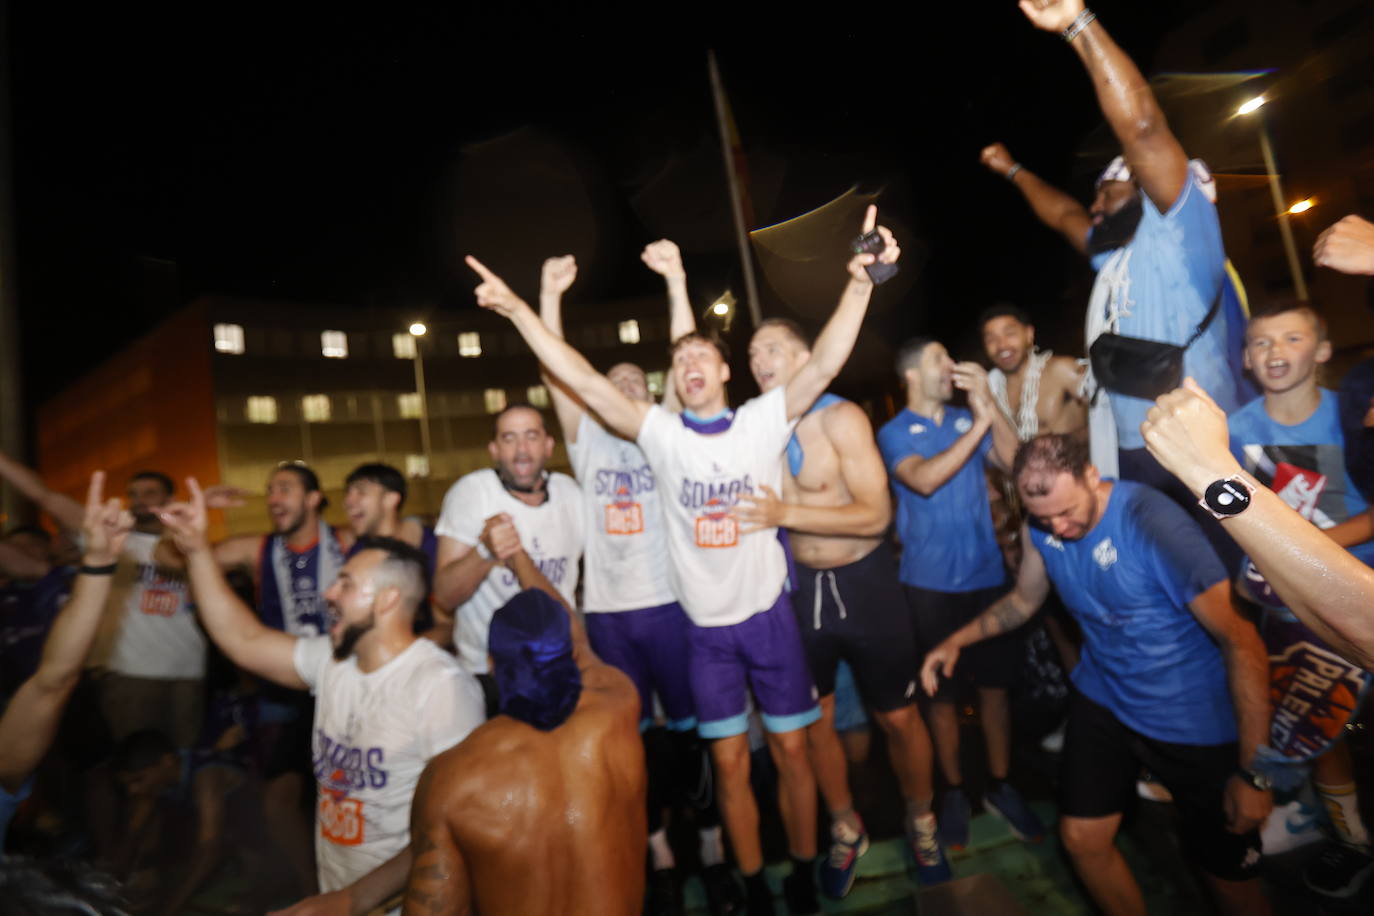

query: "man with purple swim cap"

left=487, top=589, right=583, bottom=731
left=405, top=587, right=647, bottom=915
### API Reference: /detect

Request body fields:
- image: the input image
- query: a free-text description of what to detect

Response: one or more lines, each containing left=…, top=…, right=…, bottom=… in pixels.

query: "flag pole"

left=707, top=50, right=762, bottom=327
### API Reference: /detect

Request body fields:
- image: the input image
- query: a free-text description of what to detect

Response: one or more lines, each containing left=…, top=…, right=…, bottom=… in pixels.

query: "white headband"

left=1096, top=156, right=1216, bottom=204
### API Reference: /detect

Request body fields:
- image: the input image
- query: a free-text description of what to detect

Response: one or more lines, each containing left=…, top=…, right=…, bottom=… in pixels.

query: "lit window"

left=321, top=330, right=348, bottom=358
left=392, top=333, right=417, bottom=359
left=398, top=392, right=423, bottom=419
left=301, top=394, right=331, bottom=422
left=618, top=319, right=641, bottom=344
left=484, top=388, right=507, bottom=414
left=405, top=454, right=430, bottom=478
left=527, top=385, right=550, bottom=408
left=458, top=332, right=482, bottom=357
left=646, top=371, right=666, bottom=397
left=214, top=323, right=245, bottom=354
left=246, top=396, right=278, bottom=423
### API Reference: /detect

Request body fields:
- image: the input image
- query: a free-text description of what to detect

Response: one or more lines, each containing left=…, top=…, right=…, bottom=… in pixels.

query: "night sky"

left=10, top=2, right=1199, bottom=415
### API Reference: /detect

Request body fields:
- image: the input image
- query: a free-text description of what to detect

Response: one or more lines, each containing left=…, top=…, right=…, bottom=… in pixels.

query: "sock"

left=1317, top=781, right=1371, bottom=849
left=648, top=828, right=676, bottom=871
left=987, top=777, right=1007, bottom=795
left=946, top=781, right=964, bottom=794
left=829, top=806, right=863, bottom=838
left=743, top=869, right=770, bottom=899
left=906, top=797, right=934, bottom=832
left=790, top=854, right=814, bottom=875
left=698, top=826, right=725, bottom=868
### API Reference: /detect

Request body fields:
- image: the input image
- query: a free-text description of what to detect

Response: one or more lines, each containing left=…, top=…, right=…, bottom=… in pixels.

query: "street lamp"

left=1288, top=198, right=1314, bottom=215
left=408, top=321, right=434, bottom=506
left=1237, top=95, right=1308, bottom=300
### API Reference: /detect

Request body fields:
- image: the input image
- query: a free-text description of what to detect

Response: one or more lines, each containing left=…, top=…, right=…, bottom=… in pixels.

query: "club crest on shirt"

left=908, top=423, right=926, bottom=435
left=605, top=485, right=645, bottom=535
left=694, top=496, right=739, bottom=548
left=954, top=417, right=972, bottom=434
left=1093, top=537, right=1117, bottom=570
left=1043, top=533, right=1064, bottom=551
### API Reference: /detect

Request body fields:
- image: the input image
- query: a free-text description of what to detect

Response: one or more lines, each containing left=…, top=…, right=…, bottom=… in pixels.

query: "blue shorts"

left=585, top=601, right=697, bottom=732
left=688, top=590, right=821, bottom=739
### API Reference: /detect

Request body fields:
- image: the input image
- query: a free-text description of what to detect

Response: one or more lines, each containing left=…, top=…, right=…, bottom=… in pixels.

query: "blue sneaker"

left=818, top=815, right=869, bottom=899
left=907, top=812, right=953, bottom=885
left=983, top=782, right=1047, bottom=842
left=939, top=788, right=971, bottom=850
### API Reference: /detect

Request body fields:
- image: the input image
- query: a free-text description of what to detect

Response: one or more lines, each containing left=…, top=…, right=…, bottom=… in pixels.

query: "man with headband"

left=404, top=587, right=646, bottom=915
left=979, top=0, right=1247, bottom=508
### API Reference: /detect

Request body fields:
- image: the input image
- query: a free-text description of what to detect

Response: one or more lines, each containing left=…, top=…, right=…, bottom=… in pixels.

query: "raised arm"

left=980, top=143, right=1092, bottom=255
left=1143, top=379, right=1374, bottom=670
left=920, top=525, right=1051, bottom=694
left=468, top=256, right=650, bottom=441
left=954, top=362, right=1018, bottom=469
left=537, top=255, right=589, bottom=445
left=158, top=478, right=306, bottom=689
left=642, top=239, right=696, bottom=413
left=1020, top=0, right=1187, bottom=212
left=734, top=403, right=891, bottom=537
left=0, top=449, right=86, bottom=534
left=1186, top=579, right=1273, bottom=832
left=784, top=205, right=900, bottom=420
left=0, top=472, right=131, bottom=792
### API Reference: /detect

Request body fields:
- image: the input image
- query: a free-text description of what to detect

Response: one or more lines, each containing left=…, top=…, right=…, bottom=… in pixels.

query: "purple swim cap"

left=488, top=590, right=582, bottom=731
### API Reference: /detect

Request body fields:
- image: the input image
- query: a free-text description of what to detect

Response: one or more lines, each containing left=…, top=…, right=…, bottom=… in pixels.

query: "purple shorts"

left=585, top=601, right=697, bottom=732
left=688, top=590, right=821, bottom=739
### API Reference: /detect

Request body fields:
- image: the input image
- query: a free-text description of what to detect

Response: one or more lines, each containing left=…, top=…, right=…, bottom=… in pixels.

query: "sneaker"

left=939, top=787, right=972, bottom=850
left=983, top=782, right=1046, bottom=843
left=818, top=816, right=869, bottom=899
left=1304, top=841, right=1374, bottom=899
left=646, top=868, right=685, bottom=916
left=701, top=863, right=746, bottom=915
left=907, top=812, right=953, bottom=885
left=1039, top=720, right=1066, bottom=754
left=781, top=869, right=820, bottom=915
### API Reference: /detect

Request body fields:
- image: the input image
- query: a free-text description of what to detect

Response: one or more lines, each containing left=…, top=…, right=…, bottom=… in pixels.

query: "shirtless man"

left=403, top=587, right=645, bottom=915
left=979, top=304, right=1087, bottom=442
left=737, top=318, right=950, bottom=895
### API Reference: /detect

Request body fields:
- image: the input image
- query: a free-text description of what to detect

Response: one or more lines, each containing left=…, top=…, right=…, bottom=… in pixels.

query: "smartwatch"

left=1199, top=475, right=1255, bottom=520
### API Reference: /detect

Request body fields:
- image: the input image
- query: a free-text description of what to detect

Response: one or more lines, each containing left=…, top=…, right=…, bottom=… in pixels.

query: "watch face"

left=1205, top=478, right=1251, bottom=517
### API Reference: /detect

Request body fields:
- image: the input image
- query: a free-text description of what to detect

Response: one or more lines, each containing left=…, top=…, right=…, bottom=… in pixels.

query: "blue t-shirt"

left=1229, top=390, right=1374, bottom=567
left=1090, top=172, right=1238, bottom=448
left=877, top=406, right=1005, bottom=593
left=1030, top=480, right=1235, bottom=745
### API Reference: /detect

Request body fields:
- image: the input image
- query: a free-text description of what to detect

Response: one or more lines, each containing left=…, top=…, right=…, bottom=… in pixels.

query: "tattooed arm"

left=920, top=522, right=1050, bottom=695
left=404, top=766, right=472, bottom=916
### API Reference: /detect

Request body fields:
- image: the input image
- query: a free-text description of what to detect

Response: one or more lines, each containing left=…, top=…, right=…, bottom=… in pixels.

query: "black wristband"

left=79, top=562, right=118, bottom=576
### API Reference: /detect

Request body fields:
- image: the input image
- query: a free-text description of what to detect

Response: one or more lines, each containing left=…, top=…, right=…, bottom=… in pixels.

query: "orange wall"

left=37, top=302, right=226, bottom=538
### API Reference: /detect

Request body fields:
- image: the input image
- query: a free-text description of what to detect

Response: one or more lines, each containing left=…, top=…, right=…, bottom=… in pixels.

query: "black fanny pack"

left=1088, top=288, right=1221, bottom=402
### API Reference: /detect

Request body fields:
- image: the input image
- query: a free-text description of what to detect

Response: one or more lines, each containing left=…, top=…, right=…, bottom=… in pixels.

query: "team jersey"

left=0, top=565, right=75, bottom=695
left=1088, top=170, right=1239, bottom=448
left=1030, top=480, right=1235, bottom=745
left=877, top=406, right=1006, bottom=593
left=1228, top=390, right=1374, bottom=566
left=295, top=636, right=484, bottom=896
left=567, top=412, right=675, bottom=613
left=98, top=531, right=206, bottom=680
left=635, top=386, right=794, bottom=627
left=435, top=469, right=584, bottom=673
left=258, top=524, right=343, bottom=637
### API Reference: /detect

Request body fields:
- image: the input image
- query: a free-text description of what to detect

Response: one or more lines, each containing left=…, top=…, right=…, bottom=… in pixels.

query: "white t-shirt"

left=99, top=532, right=206, bottom=679
left=567, top=413, right=676, bottom=613
left=636, top=386, right=794, bottom=627
left=435, top=469, right=585, bottom=673
left=295, top=636, right=485, bottom=896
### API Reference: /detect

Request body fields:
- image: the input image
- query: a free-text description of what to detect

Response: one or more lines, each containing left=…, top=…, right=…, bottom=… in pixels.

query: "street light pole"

left=1240, top=97, right=1308, bottom=300
left=1257, top=124, right=1308, bottom=301
left=409, top=323, right=434, bottom=511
